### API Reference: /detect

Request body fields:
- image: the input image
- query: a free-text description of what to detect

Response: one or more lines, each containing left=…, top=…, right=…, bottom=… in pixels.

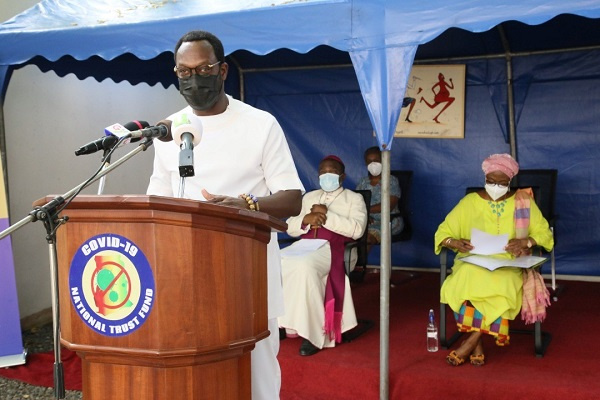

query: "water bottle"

left=427, top=308, right=439, bottom=352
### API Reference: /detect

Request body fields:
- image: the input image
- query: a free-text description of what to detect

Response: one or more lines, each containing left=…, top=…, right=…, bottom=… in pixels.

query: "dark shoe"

left=299, top=339, right=320, bottom=356
left=279, top=328, right=286, bottom=341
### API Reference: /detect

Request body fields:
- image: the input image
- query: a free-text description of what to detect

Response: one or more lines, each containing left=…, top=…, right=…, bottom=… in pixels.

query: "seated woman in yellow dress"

left=435, top=153, right=554, bottom=366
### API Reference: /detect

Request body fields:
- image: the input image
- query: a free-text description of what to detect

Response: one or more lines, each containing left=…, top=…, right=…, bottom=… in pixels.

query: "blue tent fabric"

left=2, top=0, right=600, bottom=148
left=1, top=0, right=600, bottom=276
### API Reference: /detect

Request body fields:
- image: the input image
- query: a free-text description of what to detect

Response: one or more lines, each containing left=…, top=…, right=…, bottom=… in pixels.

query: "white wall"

left=1, top=1, right=186, bottom=319
left=0, top=0, right=38, bottom=23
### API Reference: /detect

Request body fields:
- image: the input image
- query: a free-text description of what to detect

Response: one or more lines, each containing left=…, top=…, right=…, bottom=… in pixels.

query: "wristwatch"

left=526, top=239, right=533, bottom=248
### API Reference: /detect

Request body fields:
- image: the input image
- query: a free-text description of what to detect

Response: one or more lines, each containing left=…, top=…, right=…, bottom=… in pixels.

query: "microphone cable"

left=56, top=135, right=132, bottom=215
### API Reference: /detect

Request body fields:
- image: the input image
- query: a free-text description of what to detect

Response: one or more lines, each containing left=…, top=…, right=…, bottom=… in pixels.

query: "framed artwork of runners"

left=394, top=64, right=466, bottom=139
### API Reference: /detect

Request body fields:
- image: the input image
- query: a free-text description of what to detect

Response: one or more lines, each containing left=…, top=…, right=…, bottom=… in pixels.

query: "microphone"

left=105, top=120, right=170, bottom=142
left=104, top=120, right=148, bottom=144
left=154, top=120, right=173, bottom=142
left=128, top=125, right=170, bottom=140
left=74, top=136, right=119, bottom=156
left=75, top=120, right=151, bottom=156
left=171, top=114, right=203, bottom=177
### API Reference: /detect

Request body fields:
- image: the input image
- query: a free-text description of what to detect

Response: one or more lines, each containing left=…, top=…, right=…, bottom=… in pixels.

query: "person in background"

left=278, top=155, right=367, bottom=356
left=146, top=30, right=304, bottom=399
left=356, top=146, right=404, bottom=251
left=435, top=153, right=553, bottom=366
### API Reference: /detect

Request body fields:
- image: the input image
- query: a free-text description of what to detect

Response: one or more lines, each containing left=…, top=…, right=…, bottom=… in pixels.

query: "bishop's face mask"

left=319, top=173, right=341, bottom=192
left=178, top=74, right=222, bottom=111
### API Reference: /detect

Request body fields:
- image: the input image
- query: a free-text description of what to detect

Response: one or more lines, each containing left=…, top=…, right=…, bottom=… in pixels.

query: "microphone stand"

left=97, top=150, right=112, bottom=195
left=0, top=139, right=154, bottom=399
left=177, top=134, right=195, bottom=198
left=178, top=176, right=186, bottom=198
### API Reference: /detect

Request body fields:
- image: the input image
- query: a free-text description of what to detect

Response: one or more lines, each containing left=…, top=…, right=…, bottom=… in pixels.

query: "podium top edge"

left=35, top=194, right=287, bottom=232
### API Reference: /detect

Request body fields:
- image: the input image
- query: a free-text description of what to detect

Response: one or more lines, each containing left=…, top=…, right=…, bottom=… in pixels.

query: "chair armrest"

left=440, top=247, right=449, bottom=286
left=344, top=241, right=359, bottom=276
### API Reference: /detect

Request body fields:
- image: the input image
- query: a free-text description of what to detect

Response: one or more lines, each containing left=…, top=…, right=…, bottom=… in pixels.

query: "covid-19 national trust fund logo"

left=69, top=233, right=155, bottom=337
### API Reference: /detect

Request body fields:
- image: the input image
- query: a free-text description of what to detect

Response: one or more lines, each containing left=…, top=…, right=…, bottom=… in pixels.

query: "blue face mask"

left=319, top=173, right=340, bottom=192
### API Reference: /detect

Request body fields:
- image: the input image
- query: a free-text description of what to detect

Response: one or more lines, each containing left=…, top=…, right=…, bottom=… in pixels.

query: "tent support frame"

left=498, top=25, right=518, bottom=159
left=379, top=150, right=391, bottom=399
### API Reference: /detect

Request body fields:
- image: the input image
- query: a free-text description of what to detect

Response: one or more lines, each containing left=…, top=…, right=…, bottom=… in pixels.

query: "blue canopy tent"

left=2, top=1, right=600, bottom=271
left=2, top=0, right=600, bottom=397
left=2, top=0, right=600, bottom=148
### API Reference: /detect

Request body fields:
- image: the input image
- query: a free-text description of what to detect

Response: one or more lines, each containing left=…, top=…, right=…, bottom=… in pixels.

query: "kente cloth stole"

left=301, top=227, right=351, bottom=343
left=514, top=188, right=551, bottom=324
left=514, top=188, right=533, bottom=240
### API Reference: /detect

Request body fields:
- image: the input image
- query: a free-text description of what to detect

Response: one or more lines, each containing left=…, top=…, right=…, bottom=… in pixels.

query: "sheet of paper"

left=459, top=254, right=548, bottom=271
left=470, top=228, right=508, bottom=255
left=280, top=239, right=328, bottom=258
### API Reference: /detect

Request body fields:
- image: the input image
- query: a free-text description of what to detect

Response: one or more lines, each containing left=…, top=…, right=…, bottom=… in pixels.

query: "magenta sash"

left=301, top=227, right=351, bottom=343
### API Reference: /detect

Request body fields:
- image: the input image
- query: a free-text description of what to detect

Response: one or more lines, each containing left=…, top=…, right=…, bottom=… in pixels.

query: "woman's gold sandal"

left=469, top=353, right=485, bottom=366
left=446, top=350, right=465, bottom=366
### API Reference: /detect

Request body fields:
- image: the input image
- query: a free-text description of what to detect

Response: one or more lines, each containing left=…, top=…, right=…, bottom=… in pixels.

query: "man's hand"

left=310, top=204, right=327, bottom=214
left=302, top=212, right=327, bottom=227
left=202, top=189, right=247, bottom=209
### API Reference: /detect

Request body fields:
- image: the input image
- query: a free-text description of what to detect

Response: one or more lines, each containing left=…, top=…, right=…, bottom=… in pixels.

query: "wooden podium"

left=45, top=195, right=286, bottom=399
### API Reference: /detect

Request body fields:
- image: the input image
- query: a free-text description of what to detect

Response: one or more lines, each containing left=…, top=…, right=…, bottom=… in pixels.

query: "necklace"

left=488, top=199, right=507, bottom=217
left=320, top=188, right=344, bottom=207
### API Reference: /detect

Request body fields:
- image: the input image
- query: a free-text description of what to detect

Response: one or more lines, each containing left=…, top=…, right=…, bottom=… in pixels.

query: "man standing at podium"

left=147, top=30, right=304, bottom=399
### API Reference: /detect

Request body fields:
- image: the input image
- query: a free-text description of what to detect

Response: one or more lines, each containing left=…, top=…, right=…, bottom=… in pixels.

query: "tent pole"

left=380, top=149, right=391, bottom=400
left=226, top=55, right=245, bottom=102
left=505, top=56, right=517, bottom=159
left=498, top=25, right=518, bottom=159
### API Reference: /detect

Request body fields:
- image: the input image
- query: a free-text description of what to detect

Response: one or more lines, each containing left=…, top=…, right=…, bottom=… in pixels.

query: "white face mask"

left=367, top=162, right=382, bottom=176
left=319, top=173, right=340, bottom=192
left=485, top=183, right=509, bottom=201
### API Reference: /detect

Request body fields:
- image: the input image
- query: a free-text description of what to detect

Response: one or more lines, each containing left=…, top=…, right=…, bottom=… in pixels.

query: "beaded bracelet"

left=239, top=193, right=260, bottom=211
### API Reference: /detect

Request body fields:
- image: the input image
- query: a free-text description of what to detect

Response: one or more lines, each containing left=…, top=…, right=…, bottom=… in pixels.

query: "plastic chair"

left=439, top=186, right=552, bottom=357
left=341, top=189, right=375, bottom=341
left=390, top=170, right=413, bottom=243
left=344, top=190, right=371, bottom=276
left=389, top=170, right=417, bottom=286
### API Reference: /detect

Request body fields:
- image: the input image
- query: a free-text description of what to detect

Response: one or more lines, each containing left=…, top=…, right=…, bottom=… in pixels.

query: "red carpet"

left=278, top=271, right=600, bottom=400
left=0, top=348, right=81, bottom=391
left=2, top=271, right=600, bottom=399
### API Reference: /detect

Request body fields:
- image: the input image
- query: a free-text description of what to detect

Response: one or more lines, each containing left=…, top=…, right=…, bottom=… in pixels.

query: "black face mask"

left=178, top=73, right=222, bottom=111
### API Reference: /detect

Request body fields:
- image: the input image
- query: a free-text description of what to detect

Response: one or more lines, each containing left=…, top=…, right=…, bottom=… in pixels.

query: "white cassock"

left=278, top=187, right=367, bottom=349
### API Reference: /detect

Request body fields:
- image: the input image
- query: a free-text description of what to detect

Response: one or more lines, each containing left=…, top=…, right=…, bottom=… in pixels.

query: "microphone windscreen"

left=105, top=121, right=151, bottom=143
left=171, top=114, right=202, bottom=146
left=123, top=120, right=150, bottom=130
left=156, top=120, right=173, bottom=142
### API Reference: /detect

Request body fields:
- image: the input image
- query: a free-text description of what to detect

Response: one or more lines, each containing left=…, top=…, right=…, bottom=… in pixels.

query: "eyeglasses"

left=485, top=180, right=510, bottom=188
left=174, top=61, right=221, bottom=79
